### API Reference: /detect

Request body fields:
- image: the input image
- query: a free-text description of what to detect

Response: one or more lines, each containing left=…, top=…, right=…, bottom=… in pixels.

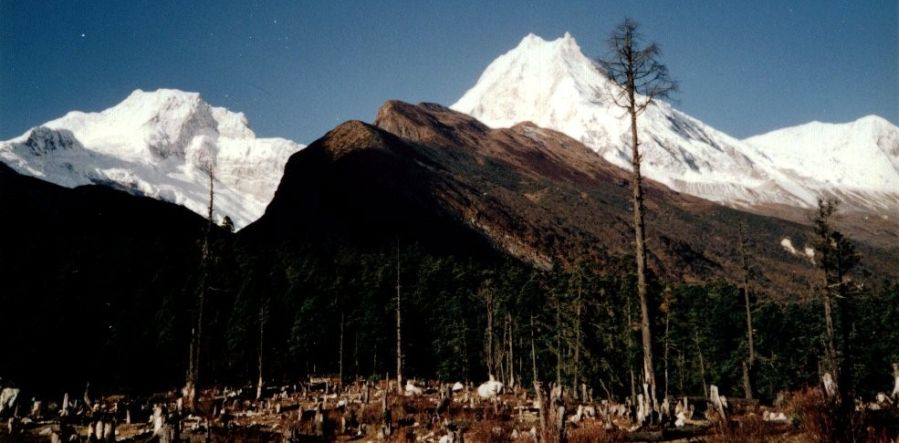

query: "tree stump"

left=555, top=405, right=567, bottom=443
left=709, top=385, right=726, bottom=422
left=892, top=363, right=899, bottom=400
left=533, top=381, right=547, bottom=439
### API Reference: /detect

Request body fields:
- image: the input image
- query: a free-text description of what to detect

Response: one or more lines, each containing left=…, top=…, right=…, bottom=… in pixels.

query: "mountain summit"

left=0, top=89, right=305, bottom=228
left=452, top=33, right=899, bottom=216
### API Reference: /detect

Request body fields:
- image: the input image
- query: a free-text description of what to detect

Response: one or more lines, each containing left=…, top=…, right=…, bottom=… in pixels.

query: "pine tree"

left=813, top=198, right=861, bottom=442
left=814, top=201, right=861, bottom=380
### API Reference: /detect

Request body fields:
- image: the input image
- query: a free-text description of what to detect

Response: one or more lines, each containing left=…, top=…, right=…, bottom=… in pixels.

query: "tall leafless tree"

left=256, top=297, right=269, bottom=400
left=737, top=223, right=755, bottom=400
left=395, top=240, right=403, bottom=395
left=479, top=280, right=497, bottom=379
left=185, top=160, right=216, bottom=411
left=600, top=17, right=677, bottom=411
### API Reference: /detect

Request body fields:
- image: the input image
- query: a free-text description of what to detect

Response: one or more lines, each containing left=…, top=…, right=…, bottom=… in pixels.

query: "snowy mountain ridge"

left=744, top=115, right=899, bottom=199
left=452, top=33, right=899, bottom=214
left=0, top=89, right=305, bottom=228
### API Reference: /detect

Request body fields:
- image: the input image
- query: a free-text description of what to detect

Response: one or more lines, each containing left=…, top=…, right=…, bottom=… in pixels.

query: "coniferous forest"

left=6, top=227, right=899, bottom=400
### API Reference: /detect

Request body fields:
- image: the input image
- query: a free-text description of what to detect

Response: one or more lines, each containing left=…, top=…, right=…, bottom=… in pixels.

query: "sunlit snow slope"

left=744, top=116, right=899, bottom=212
left=0, top=89, right=305, bottom=228
left=452, top=33, right=899, bottom=214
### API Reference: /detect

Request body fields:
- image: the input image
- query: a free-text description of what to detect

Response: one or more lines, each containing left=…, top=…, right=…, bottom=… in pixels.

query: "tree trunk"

left=507, top=313, right=514, bottom=388
left=486, top=290, right=494, bottom=378
left=531, top=315, right=538, bottom=386
left=338, top=309, right=344, bottom=388
left=738, top=224, right=755, bottom=400
left=185, top=168, right=215, bottom=411
left=695, top=331, right=707, bottom=397
left=626, top=296, right=637, bottom=404
left=395, top=241, right=403, bottom=395
left=533, top=381, right=547, bottom=440
left=484, top=288, right=495, bottom=377
left=628, top=99, right=657, bottom=411
left=555, top=298, right=562, bottom=387
left=573, top=297, right=581, bottom=398
left=822, top=291, right=838, bottom=379
left=891, top=363, right=899, bottom=400
left=257, top=303, right=265, bottom=401
left=663, top=305, right=670, bottom=400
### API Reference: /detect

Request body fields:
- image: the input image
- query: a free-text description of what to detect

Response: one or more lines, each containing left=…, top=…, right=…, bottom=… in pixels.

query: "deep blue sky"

left=1, top=1, right=897, bottom=143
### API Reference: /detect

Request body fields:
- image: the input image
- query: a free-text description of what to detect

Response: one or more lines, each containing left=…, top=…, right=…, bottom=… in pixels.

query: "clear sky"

left=1, top=1, right=896, bottom=143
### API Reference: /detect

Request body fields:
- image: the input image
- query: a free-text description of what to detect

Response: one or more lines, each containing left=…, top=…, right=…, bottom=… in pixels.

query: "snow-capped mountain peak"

left=452, top=33, right=898, bottom=214
left=743, top=115, right=899, bottom=196
left=454, top=33, right=612, bottom=131
left=0, top=89, right=305, bottom=228
left=453, top=33, right=816, bottom=207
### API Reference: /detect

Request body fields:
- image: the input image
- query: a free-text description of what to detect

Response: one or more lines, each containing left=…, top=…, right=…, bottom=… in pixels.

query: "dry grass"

left=467, top=418, right=514, bottom=443
left=781, top=387, right=899, bottom=443
left=706, top=414, right=792, bottom=443
left=566, top=421, right=621, bottom=443
left=783, top=387, right=836, bottom=443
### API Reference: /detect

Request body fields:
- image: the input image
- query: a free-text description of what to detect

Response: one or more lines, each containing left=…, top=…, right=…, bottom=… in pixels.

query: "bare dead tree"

left=737, top=223, right=755, bottom=400
left=573, top=295, right=582, bottom=397
left=599, top=17, right=677, bottom=412
left=256, top=297, right=269, bottom=400
left=395, top=240, right=403, bottom=395
left=531, top=314, right=538, bottom=385
left=338, top=309, right=345, bottom=388
left=506, top=313, right=515, bottom=388
left=335, top=272, right=345, bottom=389
left=694, top=330, right=708, bottom=398
left=554, top=295, right=562, bottom=387
left=625, top=290, right=638, bottom=404
left=480, top=280, right=496, bottom=379
left=185, top=160, right=216, bottom=410
left=660, top=287, right=674, bottom=400
left=569, top=263, right=585, bottom=398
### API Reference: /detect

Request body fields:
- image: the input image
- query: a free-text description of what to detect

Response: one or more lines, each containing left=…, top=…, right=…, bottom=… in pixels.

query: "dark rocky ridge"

left=249, top=100, right=899, bottom=293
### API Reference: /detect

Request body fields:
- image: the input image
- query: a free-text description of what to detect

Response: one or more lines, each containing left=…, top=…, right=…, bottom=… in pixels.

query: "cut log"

left=622, top=425, right=711, bottom=441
